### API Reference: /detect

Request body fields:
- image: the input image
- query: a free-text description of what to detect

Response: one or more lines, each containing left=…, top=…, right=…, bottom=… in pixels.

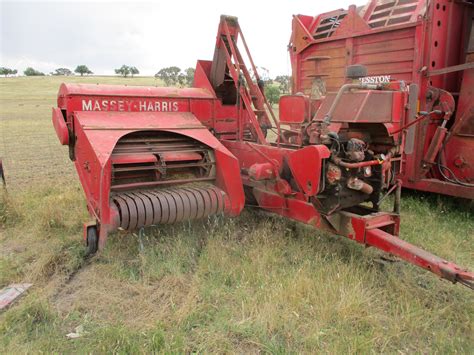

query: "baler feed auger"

left=53, top=15, right=473, bottom=289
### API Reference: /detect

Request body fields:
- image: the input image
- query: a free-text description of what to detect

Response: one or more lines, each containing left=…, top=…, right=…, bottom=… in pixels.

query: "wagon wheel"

left=85, top=226, right=99, bottom=256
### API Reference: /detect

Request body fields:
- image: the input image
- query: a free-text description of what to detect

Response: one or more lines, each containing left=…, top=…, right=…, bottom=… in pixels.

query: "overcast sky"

left=1, top=0, right=366, bottom=77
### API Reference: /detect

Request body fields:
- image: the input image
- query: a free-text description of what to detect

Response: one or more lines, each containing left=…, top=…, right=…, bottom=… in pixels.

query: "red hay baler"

left=290, top=0, right=474, bottom=199
left=53, top=15, right=473, bottom=289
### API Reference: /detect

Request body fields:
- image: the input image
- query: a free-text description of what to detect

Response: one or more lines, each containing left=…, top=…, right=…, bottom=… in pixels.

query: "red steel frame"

left=53, top=14, right=473, bottom=289
left=290, top=0, right=474, bottom=199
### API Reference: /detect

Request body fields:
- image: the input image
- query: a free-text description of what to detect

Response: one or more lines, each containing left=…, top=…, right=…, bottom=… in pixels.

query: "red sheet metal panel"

left=59, top=83, right=215, bottom=99
left=111, top=154, right=157, bottom=165
left=279, top=95, right=308, bottom=124
left=298, top=40, right=346, bottom=94
left=296, top=26, right=417, bottom=94
left=353, top=28, right=416, bottom=77
left=313, top=91, right=394, bottom=122
left=288, top=145, right=330, bottom=196
left=74, top=111, right=206, bottom=131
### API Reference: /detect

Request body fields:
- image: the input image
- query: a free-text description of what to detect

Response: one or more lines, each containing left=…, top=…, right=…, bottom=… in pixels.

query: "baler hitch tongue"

left=364, top=228, right=474, bottom=290
left=438, top=261, right=474, bottom=290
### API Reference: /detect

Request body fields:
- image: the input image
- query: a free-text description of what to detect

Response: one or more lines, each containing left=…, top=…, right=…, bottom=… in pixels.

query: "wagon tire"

left=85, top=226, right=99, bottom=256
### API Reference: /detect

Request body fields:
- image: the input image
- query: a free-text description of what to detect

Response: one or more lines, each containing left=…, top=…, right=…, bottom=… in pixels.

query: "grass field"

left=0, top=76, right=473, bottom=353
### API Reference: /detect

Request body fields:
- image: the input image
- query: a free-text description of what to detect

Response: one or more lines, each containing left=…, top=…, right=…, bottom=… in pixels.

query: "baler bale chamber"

left=52, top=84, right=245, bottom=253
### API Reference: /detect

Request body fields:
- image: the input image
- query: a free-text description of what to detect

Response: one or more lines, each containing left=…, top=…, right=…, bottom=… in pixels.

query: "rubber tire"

left=346, top=64, right=368, bottom=79
left=85, top=226, right=98, bottom=256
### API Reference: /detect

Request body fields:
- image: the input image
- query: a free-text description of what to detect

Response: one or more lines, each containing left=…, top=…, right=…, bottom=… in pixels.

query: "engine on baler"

left=279, top=70, right=405, bottom=216
left=316, top=130, right=394, bottom=214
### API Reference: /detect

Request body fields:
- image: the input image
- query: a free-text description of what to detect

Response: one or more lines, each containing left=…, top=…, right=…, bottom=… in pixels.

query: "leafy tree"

left=184, top=67, right=195, bottom=87
left=115, top=65, right=139, bottom=78
left=74, top=65, right=93, bottom=76
left=264, top=84, right=280, bottom=106
left=53, top=68, right=73, bottom=76
left=0, top=67, right=17, bottom=77
left=115, top=65, right=131, bottom=77
left=155, top=66, right=181, bottom=86
left=177, top=73, right=186, bottom=86
left=130, top=66, right=139, bottom=77
left=24, top=67, right=45, bottom=76
left=274, top=75, right=290, bottom=94
left=154, top=66, right=194, bottom=87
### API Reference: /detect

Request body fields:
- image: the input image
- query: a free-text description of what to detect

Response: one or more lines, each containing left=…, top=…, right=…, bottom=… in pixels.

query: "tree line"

left=0, top=65, right=93, bottom=77
left=153, top=66, right=290, bottom=104
left=0, top=63, right=291, bottom=104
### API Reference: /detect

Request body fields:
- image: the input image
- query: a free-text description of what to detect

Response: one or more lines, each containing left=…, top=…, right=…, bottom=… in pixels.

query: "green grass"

left=0, top=76, right=473, bottom=353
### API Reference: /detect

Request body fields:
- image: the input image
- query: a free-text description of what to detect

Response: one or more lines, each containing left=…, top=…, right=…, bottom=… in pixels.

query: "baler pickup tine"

left=365, top=228, right=474, bottom=289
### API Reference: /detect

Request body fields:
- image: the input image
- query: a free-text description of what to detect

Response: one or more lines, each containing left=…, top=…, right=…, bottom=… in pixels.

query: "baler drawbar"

left=53, top=15, right=473, bottom=289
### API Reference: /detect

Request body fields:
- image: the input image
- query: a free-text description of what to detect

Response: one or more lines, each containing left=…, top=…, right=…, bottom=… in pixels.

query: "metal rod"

left=237, top=29, right=280, bottom=142
left=427, top=62, right=474, bottom=77
left=394, top=180, right=401, bottom=214
left=111, top=177, right=214, bottom=191
left=376, top=182, right=399, bottom=206
left=113, top=162, right=215, bottom=172
left=331, top=156, right=384, bottom=169
left=365, top=228, right=474, bottom=288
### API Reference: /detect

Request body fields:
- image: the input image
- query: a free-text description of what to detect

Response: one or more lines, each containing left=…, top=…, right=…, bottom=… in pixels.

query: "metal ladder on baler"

left=217, top=16, right=280, bottom=145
